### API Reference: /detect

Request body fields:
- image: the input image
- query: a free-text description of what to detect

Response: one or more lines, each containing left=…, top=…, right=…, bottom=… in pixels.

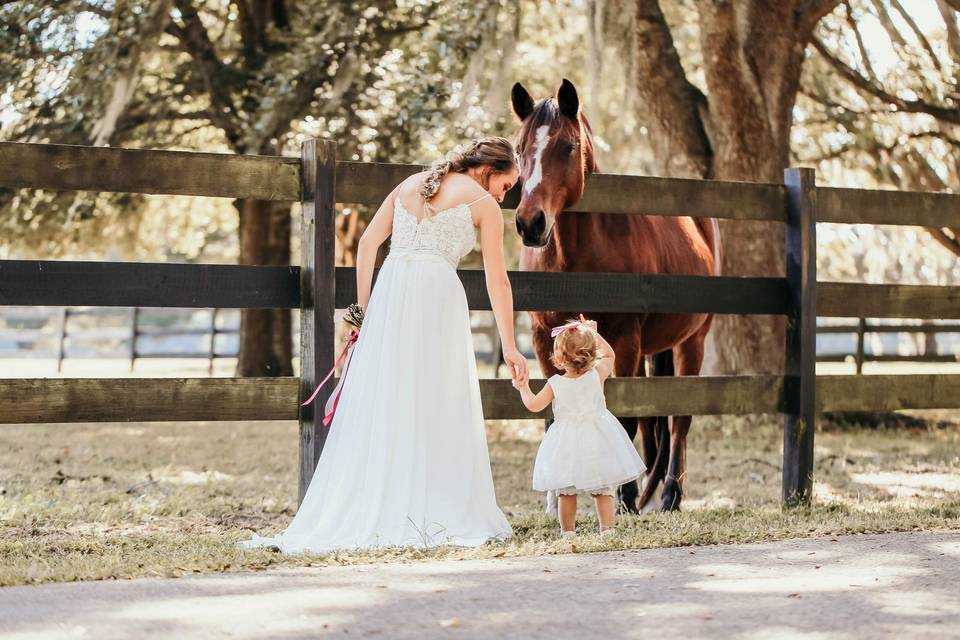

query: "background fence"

left=2, top=140, right=960, bottom=507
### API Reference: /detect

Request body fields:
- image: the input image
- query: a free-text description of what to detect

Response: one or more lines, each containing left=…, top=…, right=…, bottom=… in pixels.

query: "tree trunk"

left=633, top=0, right=830, bottom=374
left=236, top=198, right=293, bottom=377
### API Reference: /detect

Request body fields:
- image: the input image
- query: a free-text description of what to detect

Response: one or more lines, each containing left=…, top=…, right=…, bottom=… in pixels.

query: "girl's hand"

left=578, top=314, right=598, bottom=333
left=503, top=346, right=528, bottom=384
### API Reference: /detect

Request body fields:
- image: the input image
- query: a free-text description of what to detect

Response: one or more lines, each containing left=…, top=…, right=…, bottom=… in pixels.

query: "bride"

left=242, top=137, right=527, bottom=553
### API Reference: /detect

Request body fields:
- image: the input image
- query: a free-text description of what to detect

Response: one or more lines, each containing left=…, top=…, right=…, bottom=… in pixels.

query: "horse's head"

left=511, top=78, right=596, bottom=247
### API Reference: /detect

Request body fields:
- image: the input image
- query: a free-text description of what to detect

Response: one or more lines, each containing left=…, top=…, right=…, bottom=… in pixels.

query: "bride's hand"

left=503, top=347, right=528, bottom=384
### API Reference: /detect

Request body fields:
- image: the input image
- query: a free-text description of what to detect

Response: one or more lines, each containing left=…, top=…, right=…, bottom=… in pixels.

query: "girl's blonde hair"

left=551, top=322, right=599, bottom=375
left=420, top=136, right=517, bottom=215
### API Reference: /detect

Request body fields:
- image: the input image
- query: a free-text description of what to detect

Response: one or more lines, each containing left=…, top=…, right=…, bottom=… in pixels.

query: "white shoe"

left=560, top=530, right=576, bottom=539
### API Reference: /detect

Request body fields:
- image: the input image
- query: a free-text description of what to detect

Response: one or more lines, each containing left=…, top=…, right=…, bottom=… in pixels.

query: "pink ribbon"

left=301, top=329, right=359, bottom=426
left=550, top=320, right=582, bottom=338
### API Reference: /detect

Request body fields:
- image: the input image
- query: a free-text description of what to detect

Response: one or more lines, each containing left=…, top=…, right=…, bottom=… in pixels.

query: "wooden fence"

left=2, top=140, right=960, bottom=507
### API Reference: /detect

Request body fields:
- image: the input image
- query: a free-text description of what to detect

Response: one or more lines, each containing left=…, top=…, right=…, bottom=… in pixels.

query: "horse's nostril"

left=532, top=210, right=546, bottom=235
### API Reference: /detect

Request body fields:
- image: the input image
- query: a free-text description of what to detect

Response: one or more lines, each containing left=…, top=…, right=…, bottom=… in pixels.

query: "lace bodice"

left=549, top=368, right=608, bottom=424
left=388, top=199, right=477, bottom=268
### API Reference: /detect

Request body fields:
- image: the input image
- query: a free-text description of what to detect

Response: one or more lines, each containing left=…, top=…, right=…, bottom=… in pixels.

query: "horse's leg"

left=606, top=329, right=644, bottom=514
left=531, top=322, right=560, bottom=515
left=617, top=416, right=640, bottom=513
left=661, top=330, right=707, bottom=511
left=638, top=350, right=673, bottom=510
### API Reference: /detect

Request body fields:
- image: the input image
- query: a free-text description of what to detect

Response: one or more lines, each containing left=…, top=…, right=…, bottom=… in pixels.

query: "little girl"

left=513, top=316, right=646, bottom=537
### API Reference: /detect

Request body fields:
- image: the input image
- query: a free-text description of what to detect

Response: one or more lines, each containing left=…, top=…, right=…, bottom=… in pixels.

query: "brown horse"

left=511, top=79, right=721, bottom=511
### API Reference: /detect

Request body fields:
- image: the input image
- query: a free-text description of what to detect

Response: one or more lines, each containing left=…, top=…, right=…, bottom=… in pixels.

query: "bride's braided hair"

left=420, top=136, right=517, bottom=215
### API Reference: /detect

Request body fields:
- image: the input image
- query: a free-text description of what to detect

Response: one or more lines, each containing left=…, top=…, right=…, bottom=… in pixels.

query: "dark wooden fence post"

left=783, top=167, right=817, bottom=507
left=298, top=139, right=337, bottom=505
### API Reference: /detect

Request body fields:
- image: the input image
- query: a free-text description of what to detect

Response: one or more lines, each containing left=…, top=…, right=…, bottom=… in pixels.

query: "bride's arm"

left=477, top=201, right=528, bottom=382
left=355, top=183, right=401, bottom=310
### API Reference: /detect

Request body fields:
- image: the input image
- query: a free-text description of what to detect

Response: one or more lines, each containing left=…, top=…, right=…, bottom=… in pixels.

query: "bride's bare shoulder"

left=397, top=171, right=429, bottom=192
left=438, top=172, right=487, bottom=199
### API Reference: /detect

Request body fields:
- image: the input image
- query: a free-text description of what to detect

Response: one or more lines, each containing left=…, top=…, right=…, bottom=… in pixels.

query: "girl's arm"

left=355, top=182, right=402, bottom=310
left=513, top=378, right=555, bottom=413
left=594, top=333, right=616, bottom=382
left=583, top=317, right=616, bottom=382
left=477, top=199, right=528, bottom=382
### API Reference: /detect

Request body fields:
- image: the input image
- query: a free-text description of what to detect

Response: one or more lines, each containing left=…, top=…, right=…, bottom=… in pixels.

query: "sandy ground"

left=1, top=531, right=958, bottom=640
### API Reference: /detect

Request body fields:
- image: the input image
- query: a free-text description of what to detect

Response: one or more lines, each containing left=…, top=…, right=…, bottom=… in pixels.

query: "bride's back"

left=397, top=172, right=486, bottom=222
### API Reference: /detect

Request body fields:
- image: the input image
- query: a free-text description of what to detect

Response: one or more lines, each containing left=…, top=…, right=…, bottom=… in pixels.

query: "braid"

left=420, top=159, right=453, bottom=202
left=419, top=137, right=517, bottom=216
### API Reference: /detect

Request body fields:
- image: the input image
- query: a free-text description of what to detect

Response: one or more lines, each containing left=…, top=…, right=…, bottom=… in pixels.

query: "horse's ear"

left=511, top=83, right=535, bottom=121
left=557, top=78, right=579, bottom=120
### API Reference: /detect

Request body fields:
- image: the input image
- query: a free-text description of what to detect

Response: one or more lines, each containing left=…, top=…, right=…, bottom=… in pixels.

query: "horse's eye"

left=562, top=142, right=577, bottom=154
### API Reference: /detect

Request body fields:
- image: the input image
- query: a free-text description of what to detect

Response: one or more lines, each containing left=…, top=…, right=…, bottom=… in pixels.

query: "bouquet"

left=344, top=303, right=365, bottom=330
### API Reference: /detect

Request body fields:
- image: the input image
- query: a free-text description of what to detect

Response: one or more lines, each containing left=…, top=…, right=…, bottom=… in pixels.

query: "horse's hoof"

left=660, top=485, right=682, bottom=511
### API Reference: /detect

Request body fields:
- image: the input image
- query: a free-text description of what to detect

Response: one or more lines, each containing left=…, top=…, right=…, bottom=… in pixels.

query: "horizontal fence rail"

left=3, top=259, right=788, bottom=314
left=3, top=374, right=959, bottom=424
left=0, top=260, right=301, bottom=308
left=9, top=259, right=960, bottom=320
left=819, top=282, right=960, bottom=319
left=818, top=186, right=960, bottom=228
left=0, top=142, right=300, bottom=201
left=337, top=269, right=789, bottom=315
left=336, top=161, right=789, bottom=220
left=3, top=142, right=959, bottom=227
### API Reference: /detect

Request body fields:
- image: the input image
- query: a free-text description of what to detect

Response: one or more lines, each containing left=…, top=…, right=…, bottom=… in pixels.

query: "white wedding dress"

left=241, top=195, right=512, bottom=554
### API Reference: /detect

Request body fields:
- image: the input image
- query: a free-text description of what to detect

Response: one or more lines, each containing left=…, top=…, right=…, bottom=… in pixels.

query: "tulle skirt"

left=533, top=409, right=646, bottom=495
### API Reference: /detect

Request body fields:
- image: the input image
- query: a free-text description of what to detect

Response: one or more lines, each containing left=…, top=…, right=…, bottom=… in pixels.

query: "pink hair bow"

left=550, top=320, right=582, bottom=338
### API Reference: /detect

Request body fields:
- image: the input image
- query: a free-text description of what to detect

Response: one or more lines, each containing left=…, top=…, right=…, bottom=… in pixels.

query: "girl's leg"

left=593, top=493, right=615, bottom=532
left=558, top=494, right=578, bottom=533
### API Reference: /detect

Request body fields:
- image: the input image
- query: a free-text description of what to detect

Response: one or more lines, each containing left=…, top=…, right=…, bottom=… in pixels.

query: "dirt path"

left=2, top=531, right=959, bottom=639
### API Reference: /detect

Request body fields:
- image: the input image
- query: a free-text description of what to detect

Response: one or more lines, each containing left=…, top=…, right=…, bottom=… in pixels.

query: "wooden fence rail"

left=4, top=141, right=960, bottom=227
left=3, top=139, right=960, bottom=507
left=4, top=374, right=959, bottom=424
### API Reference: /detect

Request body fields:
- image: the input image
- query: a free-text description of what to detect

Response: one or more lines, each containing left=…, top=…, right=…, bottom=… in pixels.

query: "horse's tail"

left=636, top=349, right=674, bottom=510
left=694, top=217, right=722, bottom=276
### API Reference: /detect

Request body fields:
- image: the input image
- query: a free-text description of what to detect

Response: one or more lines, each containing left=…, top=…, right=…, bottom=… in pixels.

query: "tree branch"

left=937, top=0, right=960, bottom=67
left=811, top=36, right=960, bottom=125
left=800, top=130, right=960, bottom=162
left=940, top=0, right=960, bottom=13
left=891, top=0, right=942, bottom=72
left=927, top=227, right=960, bottom=257
left=633, top=0, right=712, bottom=178
left=797, top=0, right=844, bottom=41
left=170, top=0, right=241, bottom=146
left=845, top=2, right=877, bottom=80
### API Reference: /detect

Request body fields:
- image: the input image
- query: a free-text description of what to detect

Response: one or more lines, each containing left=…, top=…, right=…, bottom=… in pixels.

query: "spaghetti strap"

left=465, top=193, right=492, bottom=207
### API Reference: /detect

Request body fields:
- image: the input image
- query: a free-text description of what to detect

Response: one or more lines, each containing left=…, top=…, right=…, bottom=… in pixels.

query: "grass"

left=2, top=412, right=959, bottom=587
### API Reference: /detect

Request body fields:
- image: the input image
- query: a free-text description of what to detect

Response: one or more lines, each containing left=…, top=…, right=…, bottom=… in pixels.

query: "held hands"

left=503, top=346, right=528, bottom=388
